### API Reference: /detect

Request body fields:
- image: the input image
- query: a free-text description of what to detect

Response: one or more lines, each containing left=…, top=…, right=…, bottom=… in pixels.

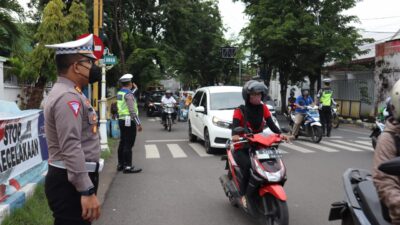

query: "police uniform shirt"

left=317, top=88, right=333, bottom=106
left=124, top=91, right=141, bottom=126
left=44, top=76, right=100, bottom=192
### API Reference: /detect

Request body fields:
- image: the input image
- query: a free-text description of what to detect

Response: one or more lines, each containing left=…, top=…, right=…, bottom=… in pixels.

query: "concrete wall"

left=375, top=40, right=400, bottom=107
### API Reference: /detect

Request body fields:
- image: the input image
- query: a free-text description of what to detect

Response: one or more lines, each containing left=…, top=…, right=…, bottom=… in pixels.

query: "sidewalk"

left=97, top=138, right=119, bottom=205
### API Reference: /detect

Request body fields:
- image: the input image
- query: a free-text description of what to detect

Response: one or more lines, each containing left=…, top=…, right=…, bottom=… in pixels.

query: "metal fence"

left=331, top=79, right=375, bottom=104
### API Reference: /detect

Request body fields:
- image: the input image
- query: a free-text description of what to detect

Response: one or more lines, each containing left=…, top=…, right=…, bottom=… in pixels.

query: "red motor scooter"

left=219, top=128, right=288, bottom=225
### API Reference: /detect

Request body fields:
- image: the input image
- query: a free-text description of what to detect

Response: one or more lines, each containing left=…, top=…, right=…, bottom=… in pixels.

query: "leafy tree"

left=239, top=0, right=371, bottom=112
left=17, top=0, right=89, bottom=109
left=0, top=0, right=23, bottom=54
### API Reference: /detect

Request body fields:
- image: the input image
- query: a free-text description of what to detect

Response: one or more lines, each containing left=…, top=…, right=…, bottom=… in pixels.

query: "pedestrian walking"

left=316, top=78, right=336, bottom=137
left=44, top=34, right=102, bottom=225
left=117, top=74, right=143, bottom=173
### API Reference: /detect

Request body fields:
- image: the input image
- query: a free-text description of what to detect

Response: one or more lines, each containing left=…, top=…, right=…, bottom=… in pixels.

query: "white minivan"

left=188, top=86, right=280, bottom=154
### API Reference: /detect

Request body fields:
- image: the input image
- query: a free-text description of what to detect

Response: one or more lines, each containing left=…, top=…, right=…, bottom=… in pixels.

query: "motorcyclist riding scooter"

left=161, top=90, right=177, bottom=126
left=231, top=80, right=288, bottom=206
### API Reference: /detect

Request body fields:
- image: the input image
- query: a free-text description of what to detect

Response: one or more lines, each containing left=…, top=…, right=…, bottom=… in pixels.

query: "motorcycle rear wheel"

left=372, top=136, right=377, bottom=149
left=332, top=115, right=340, bottom=128
left=262, top=194, right=289, bottom=225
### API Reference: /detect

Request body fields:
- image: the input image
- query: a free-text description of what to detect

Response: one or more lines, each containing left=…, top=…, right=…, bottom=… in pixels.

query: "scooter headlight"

left=212, top=116, right=231, bottom=129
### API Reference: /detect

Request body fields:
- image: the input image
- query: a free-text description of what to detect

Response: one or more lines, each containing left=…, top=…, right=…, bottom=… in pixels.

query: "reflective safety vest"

left=320, top=89, right=333, bottom=106
left=117, top=89, right=139, bottom=117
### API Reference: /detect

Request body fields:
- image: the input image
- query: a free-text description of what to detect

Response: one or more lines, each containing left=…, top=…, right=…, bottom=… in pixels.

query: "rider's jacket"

left=372, top=117, right=400, bottom=223
left=317, top=88, right=333, bottom=107
left=295, top=95, right=313, bottom=114
left=232, top=104, right=281, bottom=150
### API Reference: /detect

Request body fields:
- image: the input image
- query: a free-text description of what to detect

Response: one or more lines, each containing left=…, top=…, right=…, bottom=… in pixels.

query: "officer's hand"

left=137, top=125, right=143, bottom=132
left=81, top=195, right=101, bottom=222
left=232, top=135, right=240, bottom=142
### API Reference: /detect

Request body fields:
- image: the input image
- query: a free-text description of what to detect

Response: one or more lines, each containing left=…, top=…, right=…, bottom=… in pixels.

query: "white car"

left=188, top=86, right=280, bottom=154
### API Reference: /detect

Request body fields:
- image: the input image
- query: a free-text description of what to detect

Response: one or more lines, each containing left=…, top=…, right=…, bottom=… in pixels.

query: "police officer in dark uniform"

left=317, top=78, right=335, bottom=137
left=117, top=74, right=143, bottom=173
left=44, top=34, right=103, bottom=224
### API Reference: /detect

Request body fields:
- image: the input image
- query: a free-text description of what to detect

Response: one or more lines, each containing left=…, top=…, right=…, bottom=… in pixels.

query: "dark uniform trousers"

left=45, top=165, right=99, bottom=225
left=320, top=106, right=332, bottom=136
left=118, top=119, right=137, bottom=167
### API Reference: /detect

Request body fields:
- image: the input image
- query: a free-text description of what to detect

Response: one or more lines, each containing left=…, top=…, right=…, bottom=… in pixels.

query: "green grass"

left=2, top=184, right=53, bottom=225
left=2, top=138, right=119, bottom=225
left=101, top=137, right=118, bottom=160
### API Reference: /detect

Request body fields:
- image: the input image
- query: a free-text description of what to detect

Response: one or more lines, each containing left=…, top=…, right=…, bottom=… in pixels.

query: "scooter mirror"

left=233, top=126, right=245, bottom=135
left=281, top=127, right=289, bottom=133
left=378, top=156, right=400, bottom=176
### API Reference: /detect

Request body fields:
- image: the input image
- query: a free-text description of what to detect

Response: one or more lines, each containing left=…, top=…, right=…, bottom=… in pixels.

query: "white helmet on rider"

left=323, top=78, right=332, bottom=87
left=390, top=80, right=400, bottom=120
left=242, top=80, right=268, bottom=101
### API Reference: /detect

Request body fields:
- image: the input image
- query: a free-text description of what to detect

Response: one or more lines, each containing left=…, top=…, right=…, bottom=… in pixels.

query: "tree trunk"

left=279, top=68, right=288, bottom=113
left=113, top=0, right=126, bottom=74
left=309, top=75, right=317, bottom=100
left=25, top=75, right=47, bottom=109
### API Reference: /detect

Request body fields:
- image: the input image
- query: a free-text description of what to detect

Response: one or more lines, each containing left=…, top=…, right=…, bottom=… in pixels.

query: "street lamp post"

left=99, top=63, right=108, bottom=152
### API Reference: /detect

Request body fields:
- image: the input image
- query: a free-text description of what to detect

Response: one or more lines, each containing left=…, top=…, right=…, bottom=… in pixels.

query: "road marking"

left=146, top=139, right=188, bottom=143
left=145, top=144, right=160, bottom=159
left=338, top=128, right=370, bottom=136
left=189, top=143, right=212, bottom=157
left=280, top=143, right=315, bottom=153
left=298, top=141, right=339, bottom=152
left=329, top=140, right=373, bottom=151
left=321, top=141, right=363, bottom=152
left=147, top=117, right=161, bottom=122
left=167, top=144, right=188, bottom=158
left=358, top=137, right=371, bottom=140
left=327, top=136, right=343, bottom=139
left=354, top=140, right=372, bottom=147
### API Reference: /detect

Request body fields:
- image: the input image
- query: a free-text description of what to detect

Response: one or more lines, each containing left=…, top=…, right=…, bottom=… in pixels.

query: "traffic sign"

left=78, top=33, right=105, bottom=59
left=221, top=47, right=237, bottom=58
left=103, top=55, right=117, bottom=65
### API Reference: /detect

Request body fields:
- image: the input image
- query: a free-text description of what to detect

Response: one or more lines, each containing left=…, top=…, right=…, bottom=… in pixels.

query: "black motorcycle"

left=328, top=158, right=400, bottom=225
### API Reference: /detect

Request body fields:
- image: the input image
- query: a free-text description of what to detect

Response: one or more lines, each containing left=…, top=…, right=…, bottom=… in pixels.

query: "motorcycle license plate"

left=256, top=149, right=282, bottom=159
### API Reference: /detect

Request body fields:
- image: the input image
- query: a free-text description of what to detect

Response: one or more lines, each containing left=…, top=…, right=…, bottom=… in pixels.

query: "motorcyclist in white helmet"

left=373, top=79, right=400, bottom=224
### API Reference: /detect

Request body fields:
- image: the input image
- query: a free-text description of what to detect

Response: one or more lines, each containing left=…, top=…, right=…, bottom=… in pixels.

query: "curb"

left=339, top=117, right=375, bottom=130
left=0, top=162, right=48, bottom=224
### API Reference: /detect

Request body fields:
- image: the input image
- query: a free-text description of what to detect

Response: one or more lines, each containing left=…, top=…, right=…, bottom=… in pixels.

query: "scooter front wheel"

left=311, top=126, right=323, bottom=143
left=167, top=117, right=172, bottom=132
left=262, top=194, right=289, bottom=225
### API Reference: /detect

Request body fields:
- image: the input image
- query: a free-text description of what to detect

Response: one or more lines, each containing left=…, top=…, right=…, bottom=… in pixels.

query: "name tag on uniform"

left=125, top=116, right=131, bottom=127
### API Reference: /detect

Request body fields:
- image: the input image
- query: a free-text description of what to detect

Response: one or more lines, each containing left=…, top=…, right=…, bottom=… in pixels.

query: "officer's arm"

left=125, top=94, right=141, bottom=126
left=53, top=93, right=93, bottom=192
left=316, top=90, right=321, bottom=105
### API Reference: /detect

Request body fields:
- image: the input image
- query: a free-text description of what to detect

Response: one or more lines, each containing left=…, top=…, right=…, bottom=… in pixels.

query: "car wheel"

left=204, top=128, right=214, bottom=154
left=188, top=121, right=197, bottom=142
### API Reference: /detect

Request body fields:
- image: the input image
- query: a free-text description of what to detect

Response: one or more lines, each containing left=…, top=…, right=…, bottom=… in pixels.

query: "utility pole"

left=93, top=0, right=109, bottom=152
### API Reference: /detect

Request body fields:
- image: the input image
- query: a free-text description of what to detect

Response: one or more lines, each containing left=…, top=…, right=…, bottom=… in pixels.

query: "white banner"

left=0, top=113, right=45, bottom=184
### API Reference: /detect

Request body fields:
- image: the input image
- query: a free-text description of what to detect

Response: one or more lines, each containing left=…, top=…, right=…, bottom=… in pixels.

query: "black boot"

left=123, top=166, right=142, bottom=173
left=326, top=126, right=331, bottom=137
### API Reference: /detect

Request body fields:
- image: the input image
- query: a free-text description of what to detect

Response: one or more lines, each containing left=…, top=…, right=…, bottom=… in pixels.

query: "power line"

left=360, top=16, right=400, bottom=20
left=361, top=30, right=396, bottom=34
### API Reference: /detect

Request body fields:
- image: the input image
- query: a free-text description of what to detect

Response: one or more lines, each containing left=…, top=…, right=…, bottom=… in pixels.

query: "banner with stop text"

left=0, top=111, right=48, bottom=186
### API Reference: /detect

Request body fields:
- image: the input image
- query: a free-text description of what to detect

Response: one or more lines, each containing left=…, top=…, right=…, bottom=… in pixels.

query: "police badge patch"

left=67, top=101, right=81, bottom=117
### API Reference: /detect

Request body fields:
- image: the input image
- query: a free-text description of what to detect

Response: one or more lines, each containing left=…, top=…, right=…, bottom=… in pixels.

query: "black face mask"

left=88, top=64, right=102, bottom=84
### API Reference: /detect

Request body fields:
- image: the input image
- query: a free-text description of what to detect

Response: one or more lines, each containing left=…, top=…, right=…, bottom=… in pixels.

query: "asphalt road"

left=95, top=113, right=374, bottom=225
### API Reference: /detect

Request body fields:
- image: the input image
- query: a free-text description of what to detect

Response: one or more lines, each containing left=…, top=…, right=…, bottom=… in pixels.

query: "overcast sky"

left=17, top=0, right=400, bottom=42
left=218, top=0, right=400, bottom=42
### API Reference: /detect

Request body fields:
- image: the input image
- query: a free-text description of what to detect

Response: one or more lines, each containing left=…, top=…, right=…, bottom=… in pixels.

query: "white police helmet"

left=119, top=74, right=133, bottom=83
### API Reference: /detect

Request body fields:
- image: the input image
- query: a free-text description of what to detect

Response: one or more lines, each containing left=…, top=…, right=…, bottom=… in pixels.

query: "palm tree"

left=0, top=0, right=23, bottom=52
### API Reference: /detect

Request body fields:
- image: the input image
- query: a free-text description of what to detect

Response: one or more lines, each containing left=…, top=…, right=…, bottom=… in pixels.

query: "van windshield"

left=210, top=92, right=244, bottom=110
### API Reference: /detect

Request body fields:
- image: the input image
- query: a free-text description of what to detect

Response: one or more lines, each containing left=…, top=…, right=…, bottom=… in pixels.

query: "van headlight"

left=212, top=116, right=231, bottom=129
